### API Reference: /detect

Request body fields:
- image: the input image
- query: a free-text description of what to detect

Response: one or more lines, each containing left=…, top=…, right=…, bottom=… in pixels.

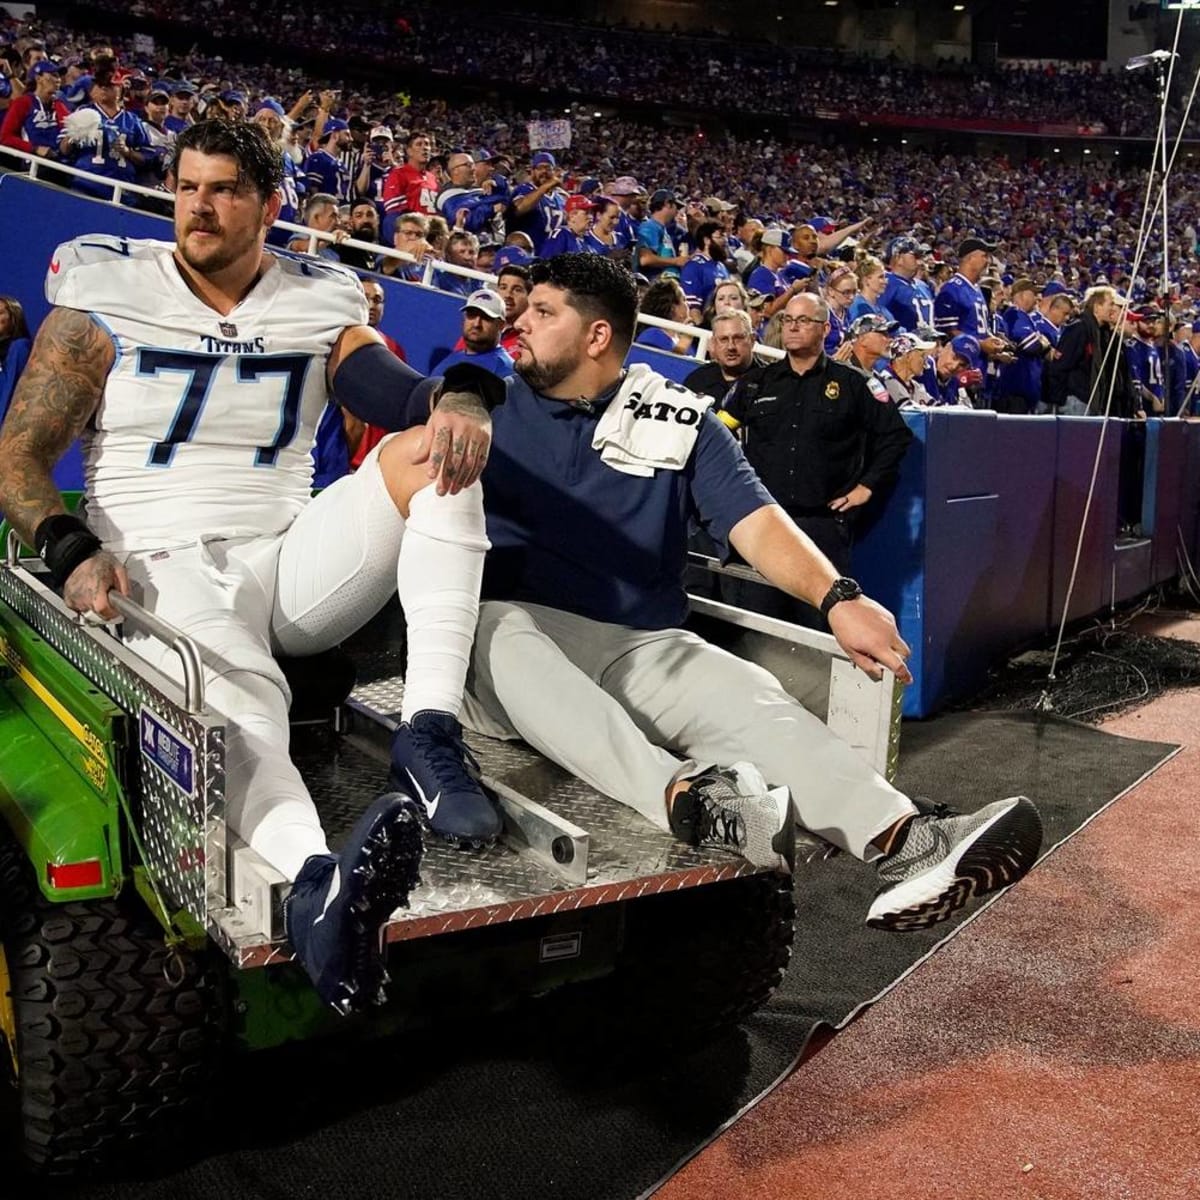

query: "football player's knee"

left=377, top=428, right=431, bottom=515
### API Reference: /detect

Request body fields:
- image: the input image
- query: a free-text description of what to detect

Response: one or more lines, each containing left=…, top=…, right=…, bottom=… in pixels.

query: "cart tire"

left=571, top=872, right=795, bottom=1049
left=0, top=832, right=221, bottom=1176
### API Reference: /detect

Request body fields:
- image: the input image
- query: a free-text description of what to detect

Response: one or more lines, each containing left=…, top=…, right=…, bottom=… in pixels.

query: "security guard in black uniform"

left=717, top=292, right=912, bottom=626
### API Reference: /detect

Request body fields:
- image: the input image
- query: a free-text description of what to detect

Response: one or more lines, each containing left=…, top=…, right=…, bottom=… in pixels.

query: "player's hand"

left=414, top=393, right=492, bottom=495
left=827, top=596, right=912, bottom=684
left=62, top=551, right=130, bottom=621
left=828, top=483, right=873, bottom=513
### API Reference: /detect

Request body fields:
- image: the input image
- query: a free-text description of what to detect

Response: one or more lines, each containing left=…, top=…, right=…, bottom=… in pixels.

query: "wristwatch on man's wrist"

left=819, top=576, right=863, bottom=617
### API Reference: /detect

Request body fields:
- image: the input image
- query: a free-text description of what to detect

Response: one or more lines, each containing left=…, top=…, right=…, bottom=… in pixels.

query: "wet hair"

left=528, top=253, right=638, bottom=352
left=171, top=119, right=283, bottom=202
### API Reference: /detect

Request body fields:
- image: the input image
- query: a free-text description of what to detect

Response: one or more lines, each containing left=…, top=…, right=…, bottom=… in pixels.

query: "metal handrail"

left=2, top=528, right=205, bottom=712
left=106, top=591, right=206, bottom=714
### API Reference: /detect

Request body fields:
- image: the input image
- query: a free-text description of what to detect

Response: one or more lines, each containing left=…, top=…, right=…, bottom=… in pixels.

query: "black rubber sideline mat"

left=17, top=711, right=1175, bottom=1200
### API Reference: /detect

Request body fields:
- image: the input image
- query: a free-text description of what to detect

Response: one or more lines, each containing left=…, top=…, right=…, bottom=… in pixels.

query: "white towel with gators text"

left=591, top=364, right=714, bottom=477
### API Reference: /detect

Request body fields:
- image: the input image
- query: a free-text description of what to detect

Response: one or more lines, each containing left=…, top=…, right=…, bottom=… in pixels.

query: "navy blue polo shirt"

left=481, top=373, right=773, bottom=629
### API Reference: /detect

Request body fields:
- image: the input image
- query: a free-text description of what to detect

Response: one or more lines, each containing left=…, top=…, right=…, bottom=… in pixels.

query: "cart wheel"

left=0, top=831, right=222, bottom=1176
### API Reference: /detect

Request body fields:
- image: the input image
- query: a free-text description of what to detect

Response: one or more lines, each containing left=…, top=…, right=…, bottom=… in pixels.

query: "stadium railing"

left=0, top=147, right=766, bottom=360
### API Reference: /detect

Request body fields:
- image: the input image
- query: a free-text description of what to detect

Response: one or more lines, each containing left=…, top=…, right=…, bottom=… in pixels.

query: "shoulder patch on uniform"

left=867, top=377, right=890, bottom=403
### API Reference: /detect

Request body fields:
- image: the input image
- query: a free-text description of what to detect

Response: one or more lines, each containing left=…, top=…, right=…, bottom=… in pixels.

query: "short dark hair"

left=497, top=263, right=529, bottom=286
left=172, top=119, right=283, bottom=202
left=639, top=278, right=686, bottom=321
left=528, top=253, right=637, bottom=353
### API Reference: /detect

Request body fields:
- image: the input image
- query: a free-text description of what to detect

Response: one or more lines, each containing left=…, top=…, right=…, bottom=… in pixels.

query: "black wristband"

left=33, top=514, right=103, bottom=591
left=440, top=362, right=508, bottom=413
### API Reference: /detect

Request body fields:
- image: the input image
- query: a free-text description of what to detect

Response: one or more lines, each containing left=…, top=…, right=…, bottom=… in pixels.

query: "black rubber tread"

left=867, top=797, right=1044, bottom=932
left=560, top=872, right=796, bottom=1050
left=0, top=832, right=223, bottom=1176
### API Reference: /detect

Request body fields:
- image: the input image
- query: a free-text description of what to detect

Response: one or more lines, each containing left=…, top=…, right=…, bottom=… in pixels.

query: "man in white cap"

left=434, top=288, right=516, bottom=378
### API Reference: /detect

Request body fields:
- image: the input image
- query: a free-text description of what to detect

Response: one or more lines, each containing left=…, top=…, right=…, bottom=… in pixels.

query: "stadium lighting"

left=953, top=4, right=965, bottom=10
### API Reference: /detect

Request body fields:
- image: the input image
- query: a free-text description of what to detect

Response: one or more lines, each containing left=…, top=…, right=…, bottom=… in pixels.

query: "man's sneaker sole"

left=332, top=805, right=423, bottom=1014
left=866, top=796, right=1042, bottom=932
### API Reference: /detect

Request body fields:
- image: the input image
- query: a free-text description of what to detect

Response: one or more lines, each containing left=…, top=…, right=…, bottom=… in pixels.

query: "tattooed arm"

left=0, top=307, right=128, bottom=618
left=328, top=324, right=492, bottom=496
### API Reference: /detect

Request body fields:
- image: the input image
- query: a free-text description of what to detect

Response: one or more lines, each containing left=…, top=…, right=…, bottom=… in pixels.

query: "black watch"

left=819, top=576, right=863, bottom=617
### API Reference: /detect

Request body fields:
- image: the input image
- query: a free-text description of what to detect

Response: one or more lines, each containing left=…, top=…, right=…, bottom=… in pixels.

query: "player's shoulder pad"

left=46, top=235, right=173, bottom=306
left=267, top=248, right=370, bottom=326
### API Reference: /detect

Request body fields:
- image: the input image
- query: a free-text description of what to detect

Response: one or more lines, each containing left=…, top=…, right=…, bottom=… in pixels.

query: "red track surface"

left=659, top=614, right=1200, bottom=1200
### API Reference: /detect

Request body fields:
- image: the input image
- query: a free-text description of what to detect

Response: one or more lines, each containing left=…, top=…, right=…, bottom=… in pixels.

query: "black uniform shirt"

left=721, top=353, right=913, bottom=513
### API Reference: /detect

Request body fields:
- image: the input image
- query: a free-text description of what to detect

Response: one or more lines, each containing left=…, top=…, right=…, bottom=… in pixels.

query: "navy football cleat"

left=284, top=791, right=423, bottom=1015
left=389, top=710, right=504, bottom=847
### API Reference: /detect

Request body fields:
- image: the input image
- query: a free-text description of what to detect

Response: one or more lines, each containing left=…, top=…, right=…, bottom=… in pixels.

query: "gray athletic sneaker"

left=668, top=761, right=795, bottom=873
left=866, top=796, right=1043, bottom=931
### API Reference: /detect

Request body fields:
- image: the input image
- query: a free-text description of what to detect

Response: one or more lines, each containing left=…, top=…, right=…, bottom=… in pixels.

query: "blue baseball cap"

left=29, top=60, right=62, bottom=79
left=1042, top=280, right=1075, bottom=298
left=172, top=79, right=197, bottom=96
left=322, top=117, right=349, bottom=135
left=220, top=89, right=247, bottom=106
left=493, top=246, right=532, bottom=270
left=950, top=334, right=982, bottom=369
left=531, top=151, right=556, bottom=167
left=577, top=176, right=602, bottom=195
left=256, top=97, right=286, bottom=117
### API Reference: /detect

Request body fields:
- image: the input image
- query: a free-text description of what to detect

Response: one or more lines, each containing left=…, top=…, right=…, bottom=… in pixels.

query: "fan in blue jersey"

left=302, top=117, right=351, bottom=202
left=1031, top=282, right=1075, bottom=352
left=998, top=278, right=1053, bottom=414
left=542, top=194, right=597, bottom=257
left=163, top=80, right=196, bottom=135
left=437, top=149, right=508, bottom=243
left=1126, top=308, right=1166, bottom=415
left=879, top=236, right=928, bottom=332
left=746, top=229, right=804, bottom=324
left=678, top=220, right=731, bottom=319
left=934, top=236, right=997, bottom=340
left=606, top=176, right=646, bottom=251
left=58, top=65, right=152, bottom=200
left=846, top=256, right=892, bottom=324
left=507, top=150, right=566, bottom=256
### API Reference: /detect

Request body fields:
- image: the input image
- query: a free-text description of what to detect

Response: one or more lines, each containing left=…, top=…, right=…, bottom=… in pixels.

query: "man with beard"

left=679, top=220, right=731, bottom=322
left=462, top=253, right=1042, bottom=927
left=0, top=120, right=501, bottom=1015
left=333, top=198, right=383, bottom=271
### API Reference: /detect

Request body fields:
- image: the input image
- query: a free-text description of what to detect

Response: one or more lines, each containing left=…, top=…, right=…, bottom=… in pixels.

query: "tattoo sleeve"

left=0, top=308, right=112, bottom=545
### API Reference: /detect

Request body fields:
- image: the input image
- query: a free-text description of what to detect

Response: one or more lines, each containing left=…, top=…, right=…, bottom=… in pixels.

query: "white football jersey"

left=47, top=235, right=368, bottom=552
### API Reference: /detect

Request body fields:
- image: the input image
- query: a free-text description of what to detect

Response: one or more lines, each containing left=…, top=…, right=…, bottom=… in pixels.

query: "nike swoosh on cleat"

left=404, top=767, right=440, bottom=819
left=312, top=864, right=342, bottom=927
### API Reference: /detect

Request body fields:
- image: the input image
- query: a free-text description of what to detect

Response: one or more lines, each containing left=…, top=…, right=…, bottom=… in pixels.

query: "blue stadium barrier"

left=1143, top=418, right=1188, bottom=587
left=1050, top=417, right=1120, bottom=625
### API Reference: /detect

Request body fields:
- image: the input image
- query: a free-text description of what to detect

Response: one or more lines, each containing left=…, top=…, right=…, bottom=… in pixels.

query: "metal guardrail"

left=0, top=144, right=778, bottom=359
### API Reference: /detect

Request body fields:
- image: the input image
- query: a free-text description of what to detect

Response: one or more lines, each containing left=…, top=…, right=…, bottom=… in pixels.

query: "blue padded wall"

left=1143, top=419, right=1189, bottom=585
left=1050, top=418, right=1120, bottom=626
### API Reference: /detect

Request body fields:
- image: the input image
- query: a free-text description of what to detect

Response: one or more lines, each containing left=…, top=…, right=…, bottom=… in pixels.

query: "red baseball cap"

left=565, top=194, right=596, bottom=214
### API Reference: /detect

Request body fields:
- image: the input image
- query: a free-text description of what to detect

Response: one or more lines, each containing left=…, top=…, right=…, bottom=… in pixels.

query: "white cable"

left=1045, top=10, right=1193, bottom=690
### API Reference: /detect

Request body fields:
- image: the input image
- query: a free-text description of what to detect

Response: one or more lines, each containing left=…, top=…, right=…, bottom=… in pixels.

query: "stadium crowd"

left=1, top=11, right=1199, bottom=422
left=85, top=0, right=1185, bottom=139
